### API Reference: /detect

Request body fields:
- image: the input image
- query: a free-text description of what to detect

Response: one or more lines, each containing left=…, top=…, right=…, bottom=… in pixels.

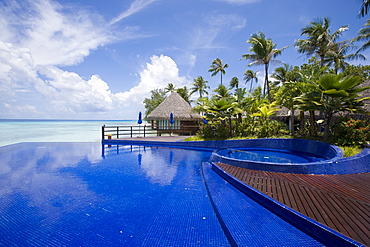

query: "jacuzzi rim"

left=212, top=147, right=341, bottom=165
left=209, top=138, right=344, bottom=166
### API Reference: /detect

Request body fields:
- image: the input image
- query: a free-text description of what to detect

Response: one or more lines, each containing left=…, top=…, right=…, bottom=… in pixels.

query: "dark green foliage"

left=199, top=117, right=289, bottom=140
left=198, top=124, right=230, bottom=139
left=331, top=117, right=370, bottom=146
left=143, top=89, right=167, bottom=117
left=340, top=64, right=370, bottom=82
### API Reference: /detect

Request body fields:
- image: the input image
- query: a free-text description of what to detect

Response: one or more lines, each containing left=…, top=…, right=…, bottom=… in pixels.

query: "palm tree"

left=190, top=76, right=209, bottom=98
left=143, top=88, right=167, bottom=117
left=276, top=81, right=303, bottom=134
left=176, top=86, right=191, bottom=104
left=295, top=65, right=328, bottom=137
left=204, top=97, right=240, bottom=134
left=296, top=17, right=348, bottom=68
left=325, top=40, right=366, bottom=74
left=271, top=64, right=300, bottom=83
left=165, top=83, right=176, bottom=93
left=359, top=0, right=370, bottom=17
left=242, top=32, right=289, bottom=102
left=297, top=74, right=370, bottom=139
left=357, top=19, right=370, bottom=53
left=229, top=77, right=239, bottom=90
left=206, top=98, right=239, bottom=121
left=243, top=69, right=258, bottom=92
left=213, top=84, right=231, bottom=100
left=209, top=58, right=228, bottom=85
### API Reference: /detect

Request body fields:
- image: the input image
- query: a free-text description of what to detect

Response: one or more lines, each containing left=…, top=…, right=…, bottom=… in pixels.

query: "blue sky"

left=0, top=0, right=369, bottom=120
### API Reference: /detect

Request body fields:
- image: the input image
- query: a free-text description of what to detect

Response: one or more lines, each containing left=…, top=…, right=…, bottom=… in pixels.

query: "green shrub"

left=341, top=146, right=362, bottom=157
left=234, top=117, right=254, bottom=137
left=198, top=125, right=215, bottom=139
left=255, top=118, right=289, bottom=138
left=215, top=124, right=230, bottom=139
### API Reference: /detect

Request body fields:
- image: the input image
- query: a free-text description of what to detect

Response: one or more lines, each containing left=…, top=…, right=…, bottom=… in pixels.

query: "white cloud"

left=0, top=0, right=112, bottom=66
left=4, top=103, right=41, bottom=115
left=188, top=13, right=246, bottom=52
left=38, top=66, right=114, bottom=113
left=109, top=0, right=158, bottom=25
left=0, top=0, right=155, bottom=119
left=205, top=14, right=247, bottom=30
left=0, top=41, right=41, bottom=97
left=116, top=55, right=190, bottom=105
left=0, top=1, right=189, bottom=119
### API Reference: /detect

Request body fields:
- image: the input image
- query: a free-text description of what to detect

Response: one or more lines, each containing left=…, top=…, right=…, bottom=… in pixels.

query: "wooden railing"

left=101, top=125, right=200, bottom=140
left=102, top=125, right=154, bottom=139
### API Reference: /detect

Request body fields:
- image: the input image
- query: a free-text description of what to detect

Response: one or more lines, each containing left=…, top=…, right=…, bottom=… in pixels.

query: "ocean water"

left=0, top=119, right=139, bottom=147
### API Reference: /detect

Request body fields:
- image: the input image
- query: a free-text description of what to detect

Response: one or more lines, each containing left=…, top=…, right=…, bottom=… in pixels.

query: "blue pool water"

left=0, top=142, right=326, bottom=246
left=226, top=148, right=326, bottom=163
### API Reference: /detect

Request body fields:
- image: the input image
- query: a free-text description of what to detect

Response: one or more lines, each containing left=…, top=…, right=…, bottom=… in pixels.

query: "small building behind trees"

left=146, top=92, right=202, bottom=135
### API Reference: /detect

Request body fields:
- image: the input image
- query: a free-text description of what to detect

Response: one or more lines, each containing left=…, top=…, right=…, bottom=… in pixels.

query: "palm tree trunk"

left=299, top=110, right=306, bottom=135
left=265, top=63, right=271, bottom=102
left=324, top=112, right=332, bottom=140
left=309, top=110, right=317, bottom=136
left=320, top=55, right=325, bottom=68
left=289, top=107, right=295, bottom=135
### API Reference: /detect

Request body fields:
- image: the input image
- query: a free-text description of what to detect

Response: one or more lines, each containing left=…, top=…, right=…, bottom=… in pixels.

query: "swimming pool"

left=0, top=142, right=338, bottom=246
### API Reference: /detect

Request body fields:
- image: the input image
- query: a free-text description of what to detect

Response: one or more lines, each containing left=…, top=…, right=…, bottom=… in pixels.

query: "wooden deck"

left=216, top=163, right=370, bottom=246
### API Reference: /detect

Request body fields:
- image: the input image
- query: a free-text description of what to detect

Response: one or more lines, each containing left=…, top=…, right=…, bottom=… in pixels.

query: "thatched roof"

left=147, top=92, right=202, bottom=121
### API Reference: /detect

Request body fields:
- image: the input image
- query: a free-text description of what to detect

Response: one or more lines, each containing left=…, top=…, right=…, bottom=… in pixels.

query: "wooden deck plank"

left=338, top=198, right=370, bottom=238
left=300, top=185, right=327, bottom=225
left=215, top=162, right=370, bottom=246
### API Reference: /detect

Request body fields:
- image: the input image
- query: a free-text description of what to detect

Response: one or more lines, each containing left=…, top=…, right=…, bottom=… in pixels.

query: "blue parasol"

left=203, top=113, right=208, bottom=124
left=169, top=113, right=174, bottom=124
left=138, top=111, right=143, bottom=124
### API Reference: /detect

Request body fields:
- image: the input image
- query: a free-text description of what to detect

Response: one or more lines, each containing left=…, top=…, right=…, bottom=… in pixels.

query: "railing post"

left=116, top=127, right=119, bottom=139
left=102, top=125, right=105, bottom=140
left=130, top=126, right=133, bottom=138
left=144, top=125, right=146, bottom=137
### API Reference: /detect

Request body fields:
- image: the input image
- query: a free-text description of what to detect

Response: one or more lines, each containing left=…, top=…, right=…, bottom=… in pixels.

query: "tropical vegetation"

left=143, top=5, right=370, bottom=149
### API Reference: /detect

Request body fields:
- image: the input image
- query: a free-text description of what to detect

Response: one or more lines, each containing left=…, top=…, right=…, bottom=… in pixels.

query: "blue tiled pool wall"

left=103, top=138, right=370, bottom=175
left=210, top=162, right=364, bottom=247
left=103, top=138, right=341, bottom=160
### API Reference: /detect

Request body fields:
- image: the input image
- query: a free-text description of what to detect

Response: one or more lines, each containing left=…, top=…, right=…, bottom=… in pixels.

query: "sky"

left=0, top=0, right=369, bottom=120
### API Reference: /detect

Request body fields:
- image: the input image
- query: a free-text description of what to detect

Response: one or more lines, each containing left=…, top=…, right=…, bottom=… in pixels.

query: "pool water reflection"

left=0, top=142, right=228, bottom=246
left=0, top=142, right=329, bottom=246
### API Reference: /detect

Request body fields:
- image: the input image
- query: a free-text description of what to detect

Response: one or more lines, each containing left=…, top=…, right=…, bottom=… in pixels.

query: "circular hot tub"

left=208, top=139, right=346, bottom=174
left=218, top=147, right=327, bottom=164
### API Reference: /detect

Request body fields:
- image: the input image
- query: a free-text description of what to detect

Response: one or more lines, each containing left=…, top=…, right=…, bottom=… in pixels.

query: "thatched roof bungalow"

left=147, top=92, right=202, bottom=135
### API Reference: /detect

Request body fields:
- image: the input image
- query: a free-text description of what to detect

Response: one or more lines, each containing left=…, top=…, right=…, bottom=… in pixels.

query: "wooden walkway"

left=217, top=163, right=370, bottom=246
